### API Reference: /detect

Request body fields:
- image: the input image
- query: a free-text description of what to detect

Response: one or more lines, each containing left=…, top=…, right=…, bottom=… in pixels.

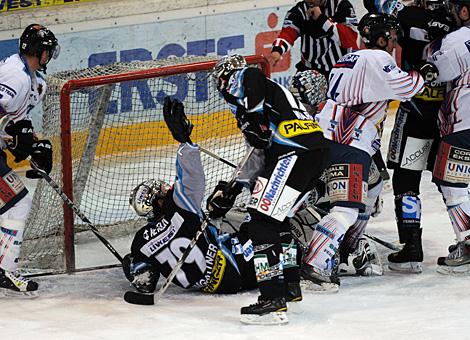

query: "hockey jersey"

left=426, top=26, right=470, bottom=136
left=222, top=67, right=324, bottom=153
left=131, top=143, right=241, bottom=290
left=315, top=49, right=424, bottom=155
left=0, top=54, right=46, bottom=124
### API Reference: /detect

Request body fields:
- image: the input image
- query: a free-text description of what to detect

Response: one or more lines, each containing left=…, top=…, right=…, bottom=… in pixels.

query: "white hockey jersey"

left=316, top=49, right=424, bottom=155
left=0, top=54, right=46, bottom=126
left=426, top=26, right=470, bottom=136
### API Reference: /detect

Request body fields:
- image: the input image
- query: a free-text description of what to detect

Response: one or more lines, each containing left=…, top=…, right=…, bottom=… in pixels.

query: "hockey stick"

left=123, top=147, right=256, bottom=306
left=29, top=158, right=124, bottom=263
left=363, top=233, right=402, bottom=252
left=199, top=146, right=237, bottom=168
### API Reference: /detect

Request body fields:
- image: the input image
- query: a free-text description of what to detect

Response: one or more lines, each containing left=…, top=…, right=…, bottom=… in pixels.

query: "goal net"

left=19, top=55, right=270, bottom=274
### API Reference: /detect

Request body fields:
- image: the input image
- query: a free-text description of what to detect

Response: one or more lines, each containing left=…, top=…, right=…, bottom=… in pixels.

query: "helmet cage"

left=129, top=179, right=170, bottom=217
left=211, top=54, right=247, bottom=89
left=289, top=70, right=328, bottom=109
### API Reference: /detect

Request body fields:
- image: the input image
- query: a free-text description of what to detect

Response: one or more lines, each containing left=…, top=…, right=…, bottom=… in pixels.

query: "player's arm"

left=426, top=39, right=467, bottom=83
left=271, top=7, right=303, bottom=60
left=313, top=0, right=360, bottom=49
left=163, top=97, right=205, bottom=217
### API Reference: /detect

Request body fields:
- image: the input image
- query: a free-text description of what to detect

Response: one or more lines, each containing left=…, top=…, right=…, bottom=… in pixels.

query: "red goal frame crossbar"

left=59, top=55, right=270, bottom=272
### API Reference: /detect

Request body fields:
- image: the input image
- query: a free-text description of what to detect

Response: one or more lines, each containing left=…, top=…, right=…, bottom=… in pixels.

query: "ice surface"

left=2, top=116, right=470, bottom=340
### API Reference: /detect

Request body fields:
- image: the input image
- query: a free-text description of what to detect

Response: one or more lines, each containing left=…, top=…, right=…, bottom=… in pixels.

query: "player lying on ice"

left=122, top=96, right=304, bottom=312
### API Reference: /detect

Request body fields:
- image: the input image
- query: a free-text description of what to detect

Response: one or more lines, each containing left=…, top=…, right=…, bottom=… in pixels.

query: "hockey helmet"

left=129, top=179, right=171, bottom=217
left=211, top=54, right=247, bottom=90
left=358, top=13, right=402, bottom=48
left=289, top=70, right=328, bottom=110
left=20, top=24, right=60, bottom=71
left=363, top=0, right=404, bottom=16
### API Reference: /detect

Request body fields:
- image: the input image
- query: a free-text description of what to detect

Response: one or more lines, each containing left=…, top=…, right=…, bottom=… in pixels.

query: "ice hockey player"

left=363, top=0, right=456, bottom=273
left=123, top=97, right=305, bottom=310
left=0, top=24, right=59, bottom=295
left=208, top=55, right=327, bottom=324
left=289, top=70, right=383, bottom=281
left=424, top=0, right=470, bottom=274
left=301, top=13, right=431, bottom=290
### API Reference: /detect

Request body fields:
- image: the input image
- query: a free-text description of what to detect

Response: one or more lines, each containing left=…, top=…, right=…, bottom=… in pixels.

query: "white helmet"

left=129, top=179, right=170, bottom=217
left=211, top=54, right=247, bottom=90
left=289, top=70, right=328, bottom=109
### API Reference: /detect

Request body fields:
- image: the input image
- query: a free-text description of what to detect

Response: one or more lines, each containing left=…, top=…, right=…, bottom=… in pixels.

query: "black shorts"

left=387, top=100, right=441, bottom=172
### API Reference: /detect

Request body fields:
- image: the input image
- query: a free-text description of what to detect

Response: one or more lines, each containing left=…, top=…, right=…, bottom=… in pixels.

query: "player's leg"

left=301, top=143, right=370, bottom=290
left=432, top=131, right=470, bottom=274
left=240, top=148, right=325, bottom=324
left=0, top=155, right=38, bottom=295
left=338, top=163, right=384, bottom=276
left=386, top=100, right=440, bottom=273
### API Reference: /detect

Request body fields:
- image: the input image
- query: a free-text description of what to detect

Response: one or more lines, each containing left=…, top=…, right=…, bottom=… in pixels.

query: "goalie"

left=123, top=97, right=303, bottom=301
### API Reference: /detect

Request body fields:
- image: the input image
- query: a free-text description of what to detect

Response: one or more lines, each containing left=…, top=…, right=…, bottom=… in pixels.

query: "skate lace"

left=9, top=271, right=29, bottom=284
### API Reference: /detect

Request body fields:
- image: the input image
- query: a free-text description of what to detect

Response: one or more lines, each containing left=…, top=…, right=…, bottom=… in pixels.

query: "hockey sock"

left=303, top=207, right=357, bottom=275
left=440, top=186, right=470, bottom=241
left=395, top=193, right=421, bottom=243
left=0, top=219, right=26, bottom=272
left=342, top=212, right=369, bottom=254
left=253, top=243, right=285, bottom=299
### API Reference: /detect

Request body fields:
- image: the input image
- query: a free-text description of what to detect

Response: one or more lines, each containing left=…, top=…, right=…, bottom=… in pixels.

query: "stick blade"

left=123, top=291, right=155, bottom=305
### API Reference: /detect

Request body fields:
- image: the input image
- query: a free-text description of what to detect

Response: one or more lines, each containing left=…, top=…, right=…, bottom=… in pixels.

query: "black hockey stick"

left=29, top=158, right=124, bottom=263
left=199, top=146, right=237, bottom=168
left=124, top=147, right=255, bottom=306
left=363, top=233, right=402, bottom=252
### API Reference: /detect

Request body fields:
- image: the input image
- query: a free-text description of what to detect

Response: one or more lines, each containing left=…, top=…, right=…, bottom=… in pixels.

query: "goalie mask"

left=129, top=179, right=171, bottom=217
left=289, top=70, right=327, bottom=112
left=211, top=54, right=248, bottom=90
left=20, top=24, right=60, bottom=73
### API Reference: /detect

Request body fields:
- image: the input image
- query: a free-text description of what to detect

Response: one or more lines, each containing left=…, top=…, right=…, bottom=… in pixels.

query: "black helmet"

left=358, top=13, right=401, bottom=48
left=19, top=24, right=60, bottom=71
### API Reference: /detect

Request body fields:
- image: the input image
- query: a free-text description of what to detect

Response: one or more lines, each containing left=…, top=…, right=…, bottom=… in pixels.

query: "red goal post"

left=21, top=55, right=270, bottom=274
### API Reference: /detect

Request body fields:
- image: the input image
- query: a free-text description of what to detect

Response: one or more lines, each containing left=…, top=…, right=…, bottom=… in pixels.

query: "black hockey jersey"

left=221, top=67, right=325, bottom=153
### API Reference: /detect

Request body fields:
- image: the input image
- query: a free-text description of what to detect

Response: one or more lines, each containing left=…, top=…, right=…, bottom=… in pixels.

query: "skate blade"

left=300, top=279, right=339, bottom=293
left=388, top=262, right=423, bottom=274
left=240, top=311, right=289, bottom=325
left=0, top=288, right=39, bottom=299
left=437, top=264, right=470, bottom=275
left=287, top=302, right=304, bottom=314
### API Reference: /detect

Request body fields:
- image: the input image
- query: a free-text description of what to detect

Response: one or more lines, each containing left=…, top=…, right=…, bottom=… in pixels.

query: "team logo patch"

left=335, top=54, right=359, bottom=68
left=278, top=119, right=322, bottom=138
left=202, top=250, right=226, bottom=293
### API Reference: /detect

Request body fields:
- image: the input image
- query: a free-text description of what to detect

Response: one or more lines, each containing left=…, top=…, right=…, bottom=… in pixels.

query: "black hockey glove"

left=417, top=62, right=439, bottom=83
left=4, top=119, right=34, bottom=162
left=206, top=180, right=244, bottom=219
left=427, top=18, right=452, bottom=40
left=26, top=139, right=53, bottom=179
left=163, top=96, right=193, bottom=143
left=236, top=111, right=272, bottom=149
left=122, top=254, right=159, bottom=293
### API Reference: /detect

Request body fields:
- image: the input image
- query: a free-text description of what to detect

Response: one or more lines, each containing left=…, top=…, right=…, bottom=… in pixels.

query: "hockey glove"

left=418, top=62, right=439, bottom=83
left=426, top=17, right=453, bottom=41
left=4, top=119, right=34, bottom=162
left=236, top=112, right=272, bottom=149
left=26, top=139, right=53, bottom=179
left=206, top=180, right=244, bottom=219
left=163, top=96, right=193, bottom=143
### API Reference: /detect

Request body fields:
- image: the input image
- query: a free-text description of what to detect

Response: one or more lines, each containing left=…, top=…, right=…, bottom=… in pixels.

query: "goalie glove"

left=417, top=62, right=439, bottom=83
left=236, top=110, right=272, bottom=149
left=4, top=119, right=34, bottom=162
left=206, top=180, right=244, bottom=219
left=163, top=96, right=193, bottom=143
left=26, top=139, right=53, bottom=179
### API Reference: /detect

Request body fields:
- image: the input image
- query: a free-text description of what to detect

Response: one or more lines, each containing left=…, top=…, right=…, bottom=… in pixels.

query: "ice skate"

left=300, top=263, right=339, bottom=293
left=0, top=268, right=39, bottom=297
left=437, top=240, right=470, bottom=275
left=338, top=238, right=383, bottom=276
left=388, top=229, right=423, bottom=273
left=240, top=296, right=288, bottom=325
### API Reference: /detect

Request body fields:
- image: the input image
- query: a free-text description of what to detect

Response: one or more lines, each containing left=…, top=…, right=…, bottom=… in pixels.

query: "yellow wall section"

left=8, top=109, right=238, bottom=170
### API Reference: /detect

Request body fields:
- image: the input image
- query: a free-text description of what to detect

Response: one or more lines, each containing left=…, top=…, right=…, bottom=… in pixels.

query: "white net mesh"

left=19, top=56, right=261, bottom=274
